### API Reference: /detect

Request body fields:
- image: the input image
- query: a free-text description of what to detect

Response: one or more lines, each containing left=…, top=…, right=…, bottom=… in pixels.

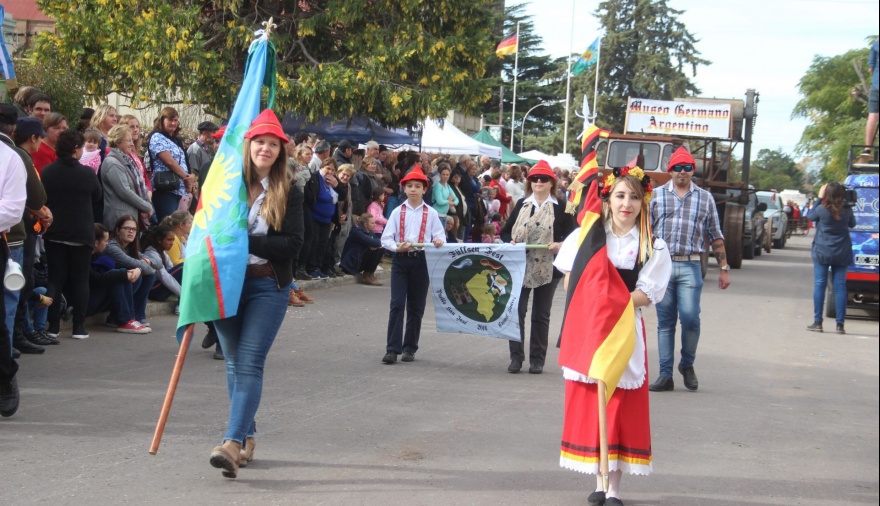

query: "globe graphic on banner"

left=443, top=254, right=514, bottom=323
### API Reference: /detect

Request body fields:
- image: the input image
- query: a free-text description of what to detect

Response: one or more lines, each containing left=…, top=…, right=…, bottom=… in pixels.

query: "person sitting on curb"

left=86, top=224, right=150, bottom=334
left=340, top=213, right=385, bottom=286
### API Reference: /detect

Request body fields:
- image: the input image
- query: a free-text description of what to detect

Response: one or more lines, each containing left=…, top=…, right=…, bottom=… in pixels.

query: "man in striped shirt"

left=648, top=147, right=731, bottom=392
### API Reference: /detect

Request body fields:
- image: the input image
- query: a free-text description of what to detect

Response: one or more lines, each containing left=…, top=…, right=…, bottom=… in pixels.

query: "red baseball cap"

left=527, top=160, right=557, bottom=180
left=211, top=125, right=226, bottom=140
left=244, top=109, right=288, bottom=144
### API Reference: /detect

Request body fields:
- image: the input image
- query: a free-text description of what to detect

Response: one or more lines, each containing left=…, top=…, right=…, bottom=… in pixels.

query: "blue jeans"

left=24, top=287, right=49, bottom=334
left=813, top=263, right=847, bottom=324
left=213, top=276, right=288, bottom=444
left=385, top=253, right=429, bottom=354
left=655, top=260, right=703, bottom=378
left=4, top=246, right=23, bottom=342
left=152, top=191, right=182, bottom=223
left=148, top=265, right=183, bottom=302
left=87, top=271, right=155, bottom=323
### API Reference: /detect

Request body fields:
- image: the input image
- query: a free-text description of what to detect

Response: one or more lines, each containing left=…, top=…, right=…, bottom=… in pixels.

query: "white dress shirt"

left=247, top=177, right=270, bottom=265
left=0, top=141, right=27, bottom=233
left=381, top=200, right=446, bottom=252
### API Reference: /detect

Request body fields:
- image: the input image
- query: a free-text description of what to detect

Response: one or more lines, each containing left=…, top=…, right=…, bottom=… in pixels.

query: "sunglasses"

left=671, top=164, right=695, bottom=173
left=529, top=175, right=552, bottom=183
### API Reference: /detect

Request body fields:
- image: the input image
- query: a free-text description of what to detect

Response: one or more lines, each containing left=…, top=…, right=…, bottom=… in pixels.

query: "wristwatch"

left=721, top=264, right=731, bottom=272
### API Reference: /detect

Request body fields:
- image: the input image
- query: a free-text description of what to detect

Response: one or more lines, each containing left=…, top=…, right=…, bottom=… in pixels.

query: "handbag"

left=154, top=170, right=180, bottom=192
left=138, top=211, right=152, bottom=231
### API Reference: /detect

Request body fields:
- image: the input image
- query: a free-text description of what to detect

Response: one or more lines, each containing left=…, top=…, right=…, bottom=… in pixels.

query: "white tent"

left=518, top=150, right=579, bottom=170
left=518, top=149, right=552, bottom=161
left=401, top=119, right=502, bottom=158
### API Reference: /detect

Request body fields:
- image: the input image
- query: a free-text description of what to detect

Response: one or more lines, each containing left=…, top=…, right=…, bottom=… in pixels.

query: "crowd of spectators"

left=1, top=87, right=575, bottom=415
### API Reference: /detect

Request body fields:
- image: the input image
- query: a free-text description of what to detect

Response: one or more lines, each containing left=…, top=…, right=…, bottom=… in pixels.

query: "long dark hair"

left=821, top=182, right=845, bottom=220
left=113, top=215, right=140, bottom=257
left=141, top=225, right=174, bottom=254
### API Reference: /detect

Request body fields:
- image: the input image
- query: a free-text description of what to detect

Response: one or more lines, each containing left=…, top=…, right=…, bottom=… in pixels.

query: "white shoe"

left=375, top=265, right=384, bottom=272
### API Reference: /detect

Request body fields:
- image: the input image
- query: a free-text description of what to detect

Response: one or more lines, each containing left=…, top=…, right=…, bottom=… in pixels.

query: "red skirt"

left=559, top=373, right=652, bottom=475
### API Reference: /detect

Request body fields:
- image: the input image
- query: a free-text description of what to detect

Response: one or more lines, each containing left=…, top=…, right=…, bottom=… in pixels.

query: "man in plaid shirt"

left=649, top=147, right=731, bottom=392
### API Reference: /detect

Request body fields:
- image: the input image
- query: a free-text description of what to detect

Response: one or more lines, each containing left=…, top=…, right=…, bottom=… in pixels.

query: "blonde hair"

left=337, top=163, right=356, bottom=178
left=603, top=175, right=654, bottom=265
left=89, top=105, right=117, bottom=132
left=294, top=143, right=313, bottom=164
left=362, top=156, right=378, bottom=168
left=106, top=124, right=131, bottom=147
left=83, top=130, right=103, bottom=145
left=160, top=210, right=192, bottom=230
left=242, top=137, right=291, bottom=230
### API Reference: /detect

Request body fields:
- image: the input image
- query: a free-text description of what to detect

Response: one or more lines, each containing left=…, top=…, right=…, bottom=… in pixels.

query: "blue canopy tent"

left=281, top=113, right=416, bottom=145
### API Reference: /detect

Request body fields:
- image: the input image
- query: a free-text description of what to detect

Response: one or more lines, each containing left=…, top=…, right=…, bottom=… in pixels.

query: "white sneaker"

left=375, top=265, right=384, bottom=272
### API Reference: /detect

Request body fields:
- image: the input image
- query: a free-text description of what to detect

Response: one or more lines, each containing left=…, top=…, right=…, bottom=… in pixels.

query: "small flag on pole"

left=571, top=37, right=600, bottom=76
left=495, top=31, right=518, bottom=58
left=1, top=5, right=18, bottom=86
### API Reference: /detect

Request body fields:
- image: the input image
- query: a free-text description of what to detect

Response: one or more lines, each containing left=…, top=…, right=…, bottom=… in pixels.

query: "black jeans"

left=0, top=241, right=18, bottom=383
left=307, top=220, right=331, bottom=272
left=385, top=253, right=429, bottom=354
left=509, top=278, right=561, bottom=367
left=296, top=206, right=314, bottom=271
left=46, top=241, right=92, bottom=332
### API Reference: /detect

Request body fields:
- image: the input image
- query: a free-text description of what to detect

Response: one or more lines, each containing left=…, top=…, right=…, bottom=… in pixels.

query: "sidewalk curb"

left=58, top=268, right=389, bottom=330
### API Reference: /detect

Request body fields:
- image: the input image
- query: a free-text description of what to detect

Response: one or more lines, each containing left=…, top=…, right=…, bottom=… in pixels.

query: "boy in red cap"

left=379, top=165, right=446, bottom=364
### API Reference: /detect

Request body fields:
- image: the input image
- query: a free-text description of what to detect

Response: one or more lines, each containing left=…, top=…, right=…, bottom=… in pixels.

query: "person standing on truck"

left=648, top=147, right=731, bottom=392
left=863, top=39, right=878, bottom=159
left=806, top=183, right=855, bottom=335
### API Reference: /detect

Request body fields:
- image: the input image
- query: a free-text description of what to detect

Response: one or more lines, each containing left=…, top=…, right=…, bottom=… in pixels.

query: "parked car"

left=757, top=191, right=788, bottom=249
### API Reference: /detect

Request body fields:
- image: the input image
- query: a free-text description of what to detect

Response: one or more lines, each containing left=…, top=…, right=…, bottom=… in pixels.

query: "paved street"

left=2, top=234, right=878, bottom=506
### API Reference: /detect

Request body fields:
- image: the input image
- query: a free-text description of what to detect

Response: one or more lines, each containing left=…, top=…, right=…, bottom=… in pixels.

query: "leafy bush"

left=14, top=56, right=86, bottom=123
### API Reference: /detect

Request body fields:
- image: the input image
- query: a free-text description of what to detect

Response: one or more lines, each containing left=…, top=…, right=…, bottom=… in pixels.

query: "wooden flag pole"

left=597, top=380, right=610, bottom=493
left=149, top=323, right=195, bottom=455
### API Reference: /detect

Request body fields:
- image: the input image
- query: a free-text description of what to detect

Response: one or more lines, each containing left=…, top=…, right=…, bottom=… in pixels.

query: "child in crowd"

left=24, top=287, right=52, bottom=343
left=160, top=210, right=192, bottom=266
left=341, top=213, right=385, bottom=286
left=79, top=130, right=103, bottom=173
left=487, top=186, right=501, bottom=219
left=86, top=223, right=151, bottom=334
left=380, top=166, right=445, bottom=364
left=141, top=225, right=182, bottom=302
left=491, top=214, right=503, bottom=236
left=445, top=216, right=458, bottom=244
left=366, top=187, right=388, bottom=235
left=482, top=224, right=497, bottom=244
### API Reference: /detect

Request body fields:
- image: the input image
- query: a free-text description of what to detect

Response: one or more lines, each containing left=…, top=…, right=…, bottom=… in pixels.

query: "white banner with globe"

left=425, top=244, right=527, bottom=341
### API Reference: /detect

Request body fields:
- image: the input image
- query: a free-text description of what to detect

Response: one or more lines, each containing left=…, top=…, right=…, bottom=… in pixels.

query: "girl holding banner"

left=500, top=160, right=575, bottom=374
left=554, top=168, right=671, bottom=506
left=208, top=110, right=304, bottom=479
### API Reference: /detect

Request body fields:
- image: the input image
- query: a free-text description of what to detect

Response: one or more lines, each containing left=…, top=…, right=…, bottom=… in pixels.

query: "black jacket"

left=41, top=156, right=103, bottom=247
left=248, top=184, right=305, bottom=288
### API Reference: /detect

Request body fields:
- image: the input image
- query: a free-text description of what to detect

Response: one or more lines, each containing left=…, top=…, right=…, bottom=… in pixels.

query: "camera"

left=844, top=186, right=857, bottom=207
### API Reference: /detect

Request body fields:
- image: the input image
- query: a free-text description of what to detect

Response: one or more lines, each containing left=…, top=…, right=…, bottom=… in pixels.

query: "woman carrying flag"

left=554, top=167, right=671, bottom=506
left=208, top=109, right=304, bottom=479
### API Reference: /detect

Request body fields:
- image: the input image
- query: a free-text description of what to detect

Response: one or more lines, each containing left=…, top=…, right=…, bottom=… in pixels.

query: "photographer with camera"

left=806, top=182, right=856, bottom=334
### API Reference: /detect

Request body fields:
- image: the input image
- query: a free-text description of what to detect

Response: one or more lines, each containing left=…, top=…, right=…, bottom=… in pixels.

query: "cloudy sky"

left=520, top=0, right=879, bottom=157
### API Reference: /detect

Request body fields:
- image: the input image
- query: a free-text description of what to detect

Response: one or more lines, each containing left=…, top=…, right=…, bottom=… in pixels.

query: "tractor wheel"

left=723, top=204, right=744, bottom=269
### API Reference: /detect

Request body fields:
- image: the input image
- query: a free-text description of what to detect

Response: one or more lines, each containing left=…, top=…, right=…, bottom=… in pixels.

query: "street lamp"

left=520, top=100, right=564, bottom=153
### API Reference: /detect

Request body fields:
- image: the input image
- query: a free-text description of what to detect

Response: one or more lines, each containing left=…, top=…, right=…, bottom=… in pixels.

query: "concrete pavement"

left=2, top=235, right=877, bottom=505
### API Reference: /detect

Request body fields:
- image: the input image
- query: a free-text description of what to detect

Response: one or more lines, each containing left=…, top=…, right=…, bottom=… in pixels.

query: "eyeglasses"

left=529, top=175, right=552, bottom=183
left=119, top=226, right=137, bottom=233
left=671, top=164, right=695, bottom=173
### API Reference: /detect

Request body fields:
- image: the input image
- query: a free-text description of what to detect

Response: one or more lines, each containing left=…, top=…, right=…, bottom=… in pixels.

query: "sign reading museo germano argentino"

left=425, top=243, right=527, bottom=342
left=624, top=97, right=732, bottom=139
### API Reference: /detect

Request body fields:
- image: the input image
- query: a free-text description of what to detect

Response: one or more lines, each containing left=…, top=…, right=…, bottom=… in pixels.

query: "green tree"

left=14, top=56, right=86, bottom=123
left=545, top=0, right=710, bottom=156
left=792, top=41, right=874, bottom=183
left=481, top=3, right=562, bottom=150
left=35, top=0, right=497, bottom=126
left=750, top=148, right=805, bottom=191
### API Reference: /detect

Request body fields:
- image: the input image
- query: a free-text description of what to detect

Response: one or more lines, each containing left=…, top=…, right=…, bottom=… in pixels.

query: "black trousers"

left=385, top=253, right=429, bottom=354
left=296, top=206, right=314, bottom=270
left=307, top=220, right=331, bottom=272
left=45, top=241, right=92, bottom=332
left=0, top=240, right=17, bottom=383
left=509, top=278, right=561, bottom=367
left=359, top=247, right=384, bottom=274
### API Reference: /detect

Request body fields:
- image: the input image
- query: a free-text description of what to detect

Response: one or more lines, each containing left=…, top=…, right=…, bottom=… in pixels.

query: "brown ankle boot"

left=239, top=437, right=256, bottom=467
left=209, top=440, right=242, bottom=478
left=288, top=289, right=305, bottom=307
left=364, top=272, right=383, bottom=286
left=295, top=289, right=314, bottom=303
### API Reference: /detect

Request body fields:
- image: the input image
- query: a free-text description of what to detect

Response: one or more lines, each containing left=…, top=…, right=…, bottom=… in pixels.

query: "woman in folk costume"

left=553, top=167, right=671, bottom=506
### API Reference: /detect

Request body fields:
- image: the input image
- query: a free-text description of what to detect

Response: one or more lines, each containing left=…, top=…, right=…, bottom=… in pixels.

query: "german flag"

left=495, top=32, right=518, bottom=57
left=558, top=124, right=635, bottom=403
